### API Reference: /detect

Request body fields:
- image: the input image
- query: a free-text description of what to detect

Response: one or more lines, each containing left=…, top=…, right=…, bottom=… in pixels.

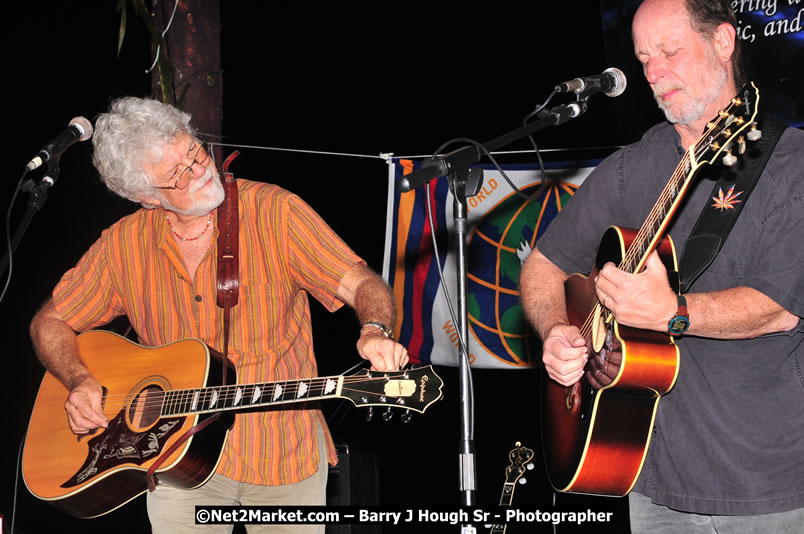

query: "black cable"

left=1, top=170, right=30, bottom=306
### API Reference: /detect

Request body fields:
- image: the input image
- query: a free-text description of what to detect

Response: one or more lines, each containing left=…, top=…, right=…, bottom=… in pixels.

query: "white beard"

left=159, top=166, right=225, bottom=217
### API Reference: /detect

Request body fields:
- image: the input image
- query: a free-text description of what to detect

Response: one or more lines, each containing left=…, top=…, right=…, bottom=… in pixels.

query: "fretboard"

left=160, top=376, right=343, bottom=417
left=620, top=152, right=693, bottom=274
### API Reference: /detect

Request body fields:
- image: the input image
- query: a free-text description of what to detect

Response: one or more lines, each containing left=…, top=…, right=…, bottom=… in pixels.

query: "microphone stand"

left=397, top=101, right=587, bottom=533
left=0, top=158, right=61, bottom=279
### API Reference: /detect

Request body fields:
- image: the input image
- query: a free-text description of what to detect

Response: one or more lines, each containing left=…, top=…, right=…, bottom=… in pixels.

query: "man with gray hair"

left=30, top=96, right=409, bottom=533
left=521, top=0, right=803, bottom=532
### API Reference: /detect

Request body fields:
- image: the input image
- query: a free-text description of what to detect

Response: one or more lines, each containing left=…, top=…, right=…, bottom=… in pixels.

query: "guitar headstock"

left=340, top=365, right=444, bottom=415
left=691, top=82, right=761, bottom=170
left=504, top=442, right=535, bottom=485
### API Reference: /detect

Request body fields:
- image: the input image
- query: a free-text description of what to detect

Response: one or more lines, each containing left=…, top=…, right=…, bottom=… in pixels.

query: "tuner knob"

left=747, top=124, right=762, bottom=141
left=382, top=407, right=394, bottom=421
left=526, top=463, right=535, bottom=471
left=518, top=478, right=528, bottom=485
left=401, top=410, right=412, bottom=423
left=365, top=407, right=374, bottom=422
left=722, top=151, right=737, bottom=167
left=738, top=136, right=746, bottom=155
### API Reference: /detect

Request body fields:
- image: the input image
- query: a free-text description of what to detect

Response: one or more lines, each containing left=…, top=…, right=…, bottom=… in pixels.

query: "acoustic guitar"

left=542, top=83, right=760, bottom=496
left=22, top=330, right=444, bottom=518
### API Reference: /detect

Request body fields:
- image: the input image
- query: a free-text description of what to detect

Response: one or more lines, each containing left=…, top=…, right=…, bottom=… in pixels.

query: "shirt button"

left=195, top=295, right=203, bottom=302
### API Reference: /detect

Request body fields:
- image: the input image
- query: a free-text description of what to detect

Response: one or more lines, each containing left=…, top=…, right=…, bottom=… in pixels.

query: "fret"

left=199, top=386, right=212, bottom=412
left=178, top=389, right=191, bottom=414
left=160, top=389, right=173, bottom=416
left=499, top=483, right=514, bottom=506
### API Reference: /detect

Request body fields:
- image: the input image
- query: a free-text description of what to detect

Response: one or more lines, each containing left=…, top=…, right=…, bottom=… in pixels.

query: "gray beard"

left=655, top=65, right=728, bottom=125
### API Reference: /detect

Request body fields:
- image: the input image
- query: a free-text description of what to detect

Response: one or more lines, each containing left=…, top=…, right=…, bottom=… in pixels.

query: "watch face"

left=670, top=316, right=690, bottom=334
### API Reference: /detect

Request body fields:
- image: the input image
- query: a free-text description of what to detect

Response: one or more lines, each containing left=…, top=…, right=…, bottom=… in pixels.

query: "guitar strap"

left=679, top=115, right=787, bottom=293
left=145, top=150, right=241, bottom=491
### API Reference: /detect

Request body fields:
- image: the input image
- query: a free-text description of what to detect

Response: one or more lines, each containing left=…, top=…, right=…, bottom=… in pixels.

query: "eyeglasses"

left=153, top=140, right=210, bottom=190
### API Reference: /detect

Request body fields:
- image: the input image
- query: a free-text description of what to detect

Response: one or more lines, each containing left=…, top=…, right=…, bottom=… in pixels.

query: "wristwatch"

left=362, top=321, right=394, bottom=339
left=667, top=294, right=690, bottom=336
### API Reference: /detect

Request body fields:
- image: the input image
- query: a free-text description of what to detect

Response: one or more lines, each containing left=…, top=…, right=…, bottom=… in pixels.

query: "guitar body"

left=23, top=330, right=445, bottom=518
left=542, top=226, right=681, bottom=495
left=22, top=330, right=236, bottom=518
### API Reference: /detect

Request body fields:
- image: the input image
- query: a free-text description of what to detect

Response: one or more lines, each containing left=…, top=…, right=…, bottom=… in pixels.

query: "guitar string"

left=617, top=102, right=743, bottom=277
left=577, top=98, right=742, bottom=340
left=92, top=376, right=407, bottom=408
left=83, top=375, right=421, bottom=413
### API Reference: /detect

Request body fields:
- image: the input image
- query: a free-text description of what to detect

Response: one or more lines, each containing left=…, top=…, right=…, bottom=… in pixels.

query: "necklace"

left=165, top=213, right=213, bottom=241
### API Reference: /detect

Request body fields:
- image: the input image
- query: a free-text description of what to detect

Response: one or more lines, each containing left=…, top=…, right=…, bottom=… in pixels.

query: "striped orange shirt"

left=52, top=180, right=363, bottom=485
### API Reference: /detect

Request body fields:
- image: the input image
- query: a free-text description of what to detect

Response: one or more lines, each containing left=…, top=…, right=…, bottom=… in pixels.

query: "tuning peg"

left=737, top=136, right=746, bottom=155
left=382, top=407, right=394, bottom=421
left=722, top=150, right=737, bottom=167
left=747, top=123, right=762, bottom=141
left=518, top=478, right=527, bottom=485
left=526, top=463, right=535, bottom=471
left=365, top=407, right=374, bottom=422
left=401, top=410, right=412, bottom=423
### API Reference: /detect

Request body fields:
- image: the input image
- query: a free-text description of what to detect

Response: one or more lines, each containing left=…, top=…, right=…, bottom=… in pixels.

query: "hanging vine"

left=114, top=0, right=189, bottom=107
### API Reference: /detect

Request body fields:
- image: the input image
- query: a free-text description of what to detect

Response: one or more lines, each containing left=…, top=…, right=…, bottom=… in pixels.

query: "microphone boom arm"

left=397, top=103, right=582, bottom=192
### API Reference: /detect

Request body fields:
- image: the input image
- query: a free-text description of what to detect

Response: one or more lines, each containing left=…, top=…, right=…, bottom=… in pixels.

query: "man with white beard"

left=30, top=96, right=408, bottom=533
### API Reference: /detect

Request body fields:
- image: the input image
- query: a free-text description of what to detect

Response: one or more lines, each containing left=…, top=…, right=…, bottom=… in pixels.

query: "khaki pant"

left=147, top=424, right=328, bottom=534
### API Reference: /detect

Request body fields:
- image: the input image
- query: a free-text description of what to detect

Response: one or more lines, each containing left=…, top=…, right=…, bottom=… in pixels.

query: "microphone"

left=26, top=116, right=94, bottom=171
left=555, top=67, right=627, bottom=98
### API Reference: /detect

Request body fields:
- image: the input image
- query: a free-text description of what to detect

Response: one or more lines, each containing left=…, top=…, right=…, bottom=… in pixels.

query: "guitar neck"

left=161, top=375, right=344, bottom=417
left=621, top=88, right=759, bottom=274
left=498, top=482, right=516, bottom=507
left=621, top=152, right=693, bottom=274
left=487, top=482, right=517, bottom=533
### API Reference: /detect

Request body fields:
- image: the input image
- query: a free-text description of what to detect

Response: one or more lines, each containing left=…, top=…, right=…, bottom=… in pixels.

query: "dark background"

left=3, top=2, right=801, bottom=533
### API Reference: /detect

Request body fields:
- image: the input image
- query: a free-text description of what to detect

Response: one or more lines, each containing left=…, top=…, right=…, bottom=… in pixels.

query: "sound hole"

left=128, top=386, right=165, bottom=428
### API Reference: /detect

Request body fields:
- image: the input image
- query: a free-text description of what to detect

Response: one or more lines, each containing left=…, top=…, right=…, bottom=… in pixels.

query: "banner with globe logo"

left=383, top=159, right=597, bottom=368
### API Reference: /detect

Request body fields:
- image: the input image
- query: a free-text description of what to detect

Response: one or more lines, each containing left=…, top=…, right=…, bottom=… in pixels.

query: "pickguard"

left=61, top=410, right=184, bottom=488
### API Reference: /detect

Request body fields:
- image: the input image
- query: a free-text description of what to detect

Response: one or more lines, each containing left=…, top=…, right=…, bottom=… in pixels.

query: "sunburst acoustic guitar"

left=542, top=83, right=760, bottom=496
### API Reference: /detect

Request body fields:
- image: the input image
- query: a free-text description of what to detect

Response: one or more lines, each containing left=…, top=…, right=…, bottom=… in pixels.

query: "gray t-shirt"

left=536, top=120, right=804, bottom=515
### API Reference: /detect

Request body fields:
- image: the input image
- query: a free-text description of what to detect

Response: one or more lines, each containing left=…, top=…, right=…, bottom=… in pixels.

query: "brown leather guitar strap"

left=145, top=151, right=241, bottom=491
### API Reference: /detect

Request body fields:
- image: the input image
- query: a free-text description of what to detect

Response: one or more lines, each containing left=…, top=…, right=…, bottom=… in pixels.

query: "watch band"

left=362, top=321, right=394, bottom=339
left=667, top=294, right=690, bottom=336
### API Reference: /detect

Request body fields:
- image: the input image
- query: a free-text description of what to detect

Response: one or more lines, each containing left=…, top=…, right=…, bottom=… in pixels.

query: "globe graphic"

left=466, top=181, right=579, bottom=366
